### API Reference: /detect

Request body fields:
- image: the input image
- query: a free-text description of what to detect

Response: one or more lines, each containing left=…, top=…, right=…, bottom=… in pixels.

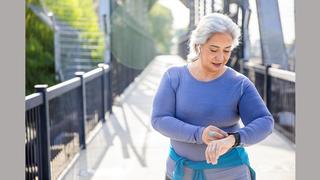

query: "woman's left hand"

left=205, top=135, right=236, bottom=164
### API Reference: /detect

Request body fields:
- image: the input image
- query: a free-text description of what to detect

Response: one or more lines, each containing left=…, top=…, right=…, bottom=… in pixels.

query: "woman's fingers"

left=209, top=126, right=228, bottom=137
left=206, top=143, right=216, bottom=164
left=206, top=141, right=226, bottom=165
left=203, top=125, right=229, bottom=145
left=205, top=145, right=210, bottom=163
left=208, top=131, right=225, bottom=139
left=214, top=144, right=222, bottom=164
left=206, top=144, right=213, bottom=163
left=213, top=143, right=220, bottom=164
left=210, top=143, right=218, bottom=164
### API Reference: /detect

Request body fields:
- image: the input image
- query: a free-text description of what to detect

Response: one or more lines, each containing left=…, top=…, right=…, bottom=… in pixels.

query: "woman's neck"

left=189, top=60, right=226, bottom=81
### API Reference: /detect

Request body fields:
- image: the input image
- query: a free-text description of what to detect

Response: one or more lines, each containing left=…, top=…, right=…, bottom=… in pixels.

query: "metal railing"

left=110, top=55, right=142, bottom=98
left=241, top=61, right=296, bottom=142
left=25, top=64, right=112, bottom=180
left=177, top=31, right=191, bottom=60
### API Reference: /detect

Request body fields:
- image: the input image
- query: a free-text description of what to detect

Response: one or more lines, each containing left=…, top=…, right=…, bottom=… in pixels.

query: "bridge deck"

left=61, top=55, right=295, bottom=180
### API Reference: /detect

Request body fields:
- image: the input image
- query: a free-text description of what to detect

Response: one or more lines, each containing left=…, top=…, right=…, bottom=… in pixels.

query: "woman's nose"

left=215, top=52, right=223, bottom=61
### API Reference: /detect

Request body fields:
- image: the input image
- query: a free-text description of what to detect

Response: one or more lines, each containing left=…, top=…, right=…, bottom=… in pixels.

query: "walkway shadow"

left=109, top=103, right=151, bottom=167
left=61, top=118, right=116, bottom=180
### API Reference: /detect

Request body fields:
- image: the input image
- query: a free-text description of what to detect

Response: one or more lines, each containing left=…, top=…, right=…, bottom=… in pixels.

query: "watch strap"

left=228, top=132, right=241, bottom=147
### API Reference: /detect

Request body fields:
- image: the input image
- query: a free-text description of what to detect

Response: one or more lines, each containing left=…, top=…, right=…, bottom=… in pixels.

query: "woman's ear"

left=197, top=45, right=201, bottom=53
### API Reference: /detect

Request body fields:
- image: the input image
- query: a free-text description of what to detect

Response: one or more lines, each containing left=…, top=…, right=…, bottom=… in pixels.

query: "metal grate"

left=25, top=107, right=41, bottom=180
left=243, top=64, right=295, bottom=143
left=269, top=76, right=295, bottom=142
left=85, top=76, right=103, bottom=134
left=243, top=67, right=265, bottom=98
left=111, top=58, right=142, bottom=98
left=48, top=87, right=82, bottom=180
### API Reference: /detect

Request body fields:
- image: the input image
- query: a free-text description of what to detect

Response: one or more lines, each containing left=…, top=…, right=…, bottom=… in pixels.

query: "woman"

left=151, top=13, right=274, bottom=180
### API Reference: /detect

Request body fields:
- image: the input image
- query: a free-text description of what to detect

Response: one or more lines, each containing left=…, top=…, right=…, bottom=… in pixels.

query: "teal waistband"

left=169, top=146, right=256, bottom=180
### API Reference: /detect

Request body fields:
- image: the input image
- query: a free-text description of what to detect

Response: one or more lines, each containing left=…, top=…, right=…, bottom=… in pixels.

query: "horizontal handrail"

left=26, top=64, right=111, bottom=107
left=269, top=67, right=295, bottom=82
left=25, top=92, right=43, bottom=110
left=47, top=77, right=81, bottom=100
left=244, top=61, right=295, bottom=82
left=243, top=61, right=265, bottom=74
left=83, top=67, right=103, bottom=82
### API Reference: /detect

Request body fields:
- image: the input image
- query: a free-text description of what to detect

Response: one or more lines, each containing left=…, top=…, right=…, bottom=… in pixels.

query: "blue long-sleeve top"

left=151, top=65, right=274, bottom=161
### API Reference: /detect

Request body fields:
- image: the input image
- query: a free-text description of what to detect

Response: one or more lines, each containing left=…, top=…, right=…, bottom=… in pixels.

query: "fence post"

left=35, top=84, right=51, bottom=180
left=264, top=65, right=272, bottom=107
left=75, top=72, right=87, bottom=149
left=106, top=62, right=113, bottom=113
left=239, top=58, right=244, bottom=74
left=98, top=63, right=108, bottom=123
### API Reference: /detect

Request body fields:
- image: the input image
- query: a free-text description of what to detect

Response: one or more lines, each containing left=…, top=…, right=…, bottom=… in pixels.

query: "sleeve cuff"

left=196, top=127, right=205, bottom=144
left=237, top=130, right=247, bottom=147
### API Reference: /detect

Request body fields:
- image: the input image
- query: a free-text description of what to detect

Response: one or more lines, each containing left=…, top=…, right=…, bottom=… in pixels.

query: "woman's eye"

left=210, top=49, right=217, bottom=52
left=224, top=50, right=230, bottom=53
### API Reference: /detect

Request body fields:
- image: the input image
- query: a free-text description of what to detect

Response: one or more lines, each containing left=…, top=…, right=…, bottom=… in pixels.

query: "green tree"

left=149, top=3, right=174, bottom=54
left=26, top=0, right=56, bottom=95
left=26, top=0, right=105, bottom=95
left=45, top=0, right=105, bottom=60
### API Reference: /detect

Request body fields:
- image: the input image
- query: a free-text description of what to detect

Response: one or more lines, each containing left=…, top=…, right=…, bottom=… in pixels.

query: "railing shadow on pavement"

left=109, top=104, right=150, bottom=167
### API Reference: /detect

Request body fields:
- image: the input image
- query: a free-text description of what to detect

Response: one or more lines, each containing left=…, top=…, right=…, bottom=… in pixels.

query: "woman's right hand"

left=202, top=125, right=228, bottom=145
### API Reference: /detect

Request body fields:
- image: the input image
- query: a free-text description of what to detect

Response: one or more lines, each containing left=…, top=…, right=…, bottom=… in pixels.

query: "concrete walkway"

left=61, top=55, right=295, bottom=180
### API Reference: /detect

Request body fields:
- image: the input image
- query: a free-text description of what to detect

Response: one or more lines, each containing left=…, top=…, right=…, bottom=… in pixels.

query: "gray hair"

left=187, top=13, right=241, bottom=61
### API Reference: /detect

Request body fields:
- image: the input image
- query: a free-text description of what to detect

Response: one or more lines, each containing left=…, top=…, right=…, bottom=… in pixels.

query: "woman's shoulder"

left=227, top=67, right=250, bottom=81
left=165, top=64, right=187, bottom=78
left=163, top=64, right=186, bottom=89
left=166, top=64, right=186, bottom=73
left=227, top=67, right=256, bottom=92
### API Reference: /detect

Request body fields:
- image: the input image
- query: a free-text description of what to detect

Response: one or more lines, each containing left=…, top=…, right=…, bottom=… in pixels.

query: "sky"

left=157, top=0, right=295, bottom=44
left=277, top=0, right=295, bottom=44
left=249, top=0, right=295, bottom=44
left=157, top=0, right=190, bottom=30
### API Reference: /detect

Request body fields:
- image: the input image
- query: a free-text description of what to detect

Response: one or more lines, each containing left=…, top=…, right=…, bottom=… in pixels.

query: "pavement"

left=60, top=55, right=295, bottom=180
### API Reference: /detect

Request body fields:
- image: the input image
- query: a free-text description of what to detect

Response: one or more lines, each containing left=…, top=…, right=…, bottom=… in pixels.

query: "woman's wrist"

left=226, top=134, right=236, bottom=148
left=228, top=132, right=240, bottom=148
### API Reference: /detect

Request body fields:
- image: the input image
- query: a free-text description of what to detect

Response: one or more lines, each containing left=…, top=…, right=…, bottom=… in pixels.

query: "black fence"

left=111, top=56, right=142, bottom=98
left=25, top=64, right=112, bottom=180
left=178, top=32, right=190, bottom=60
left=241, top=61, right=296, bottom=142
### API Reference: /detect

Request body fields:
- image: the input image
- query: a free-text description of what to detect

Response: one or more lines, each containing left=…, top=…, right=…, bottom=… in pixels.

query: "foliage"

left=149, top=3, right=174, bottom=54
left=26, top=0, right=56, bottom=95
left=110, top=2, right=156, bottom=70
left=26, top=0, right=172, bottom=95
left=26, top=0, right=105, bottom=95
left=45, top=0, right=105, bottom=61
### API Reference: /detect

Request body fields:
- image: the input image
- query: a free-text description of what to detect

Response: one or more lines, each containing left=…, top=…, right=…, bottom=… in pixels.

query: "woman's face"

left=199, top=32, right=233, bottom=74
